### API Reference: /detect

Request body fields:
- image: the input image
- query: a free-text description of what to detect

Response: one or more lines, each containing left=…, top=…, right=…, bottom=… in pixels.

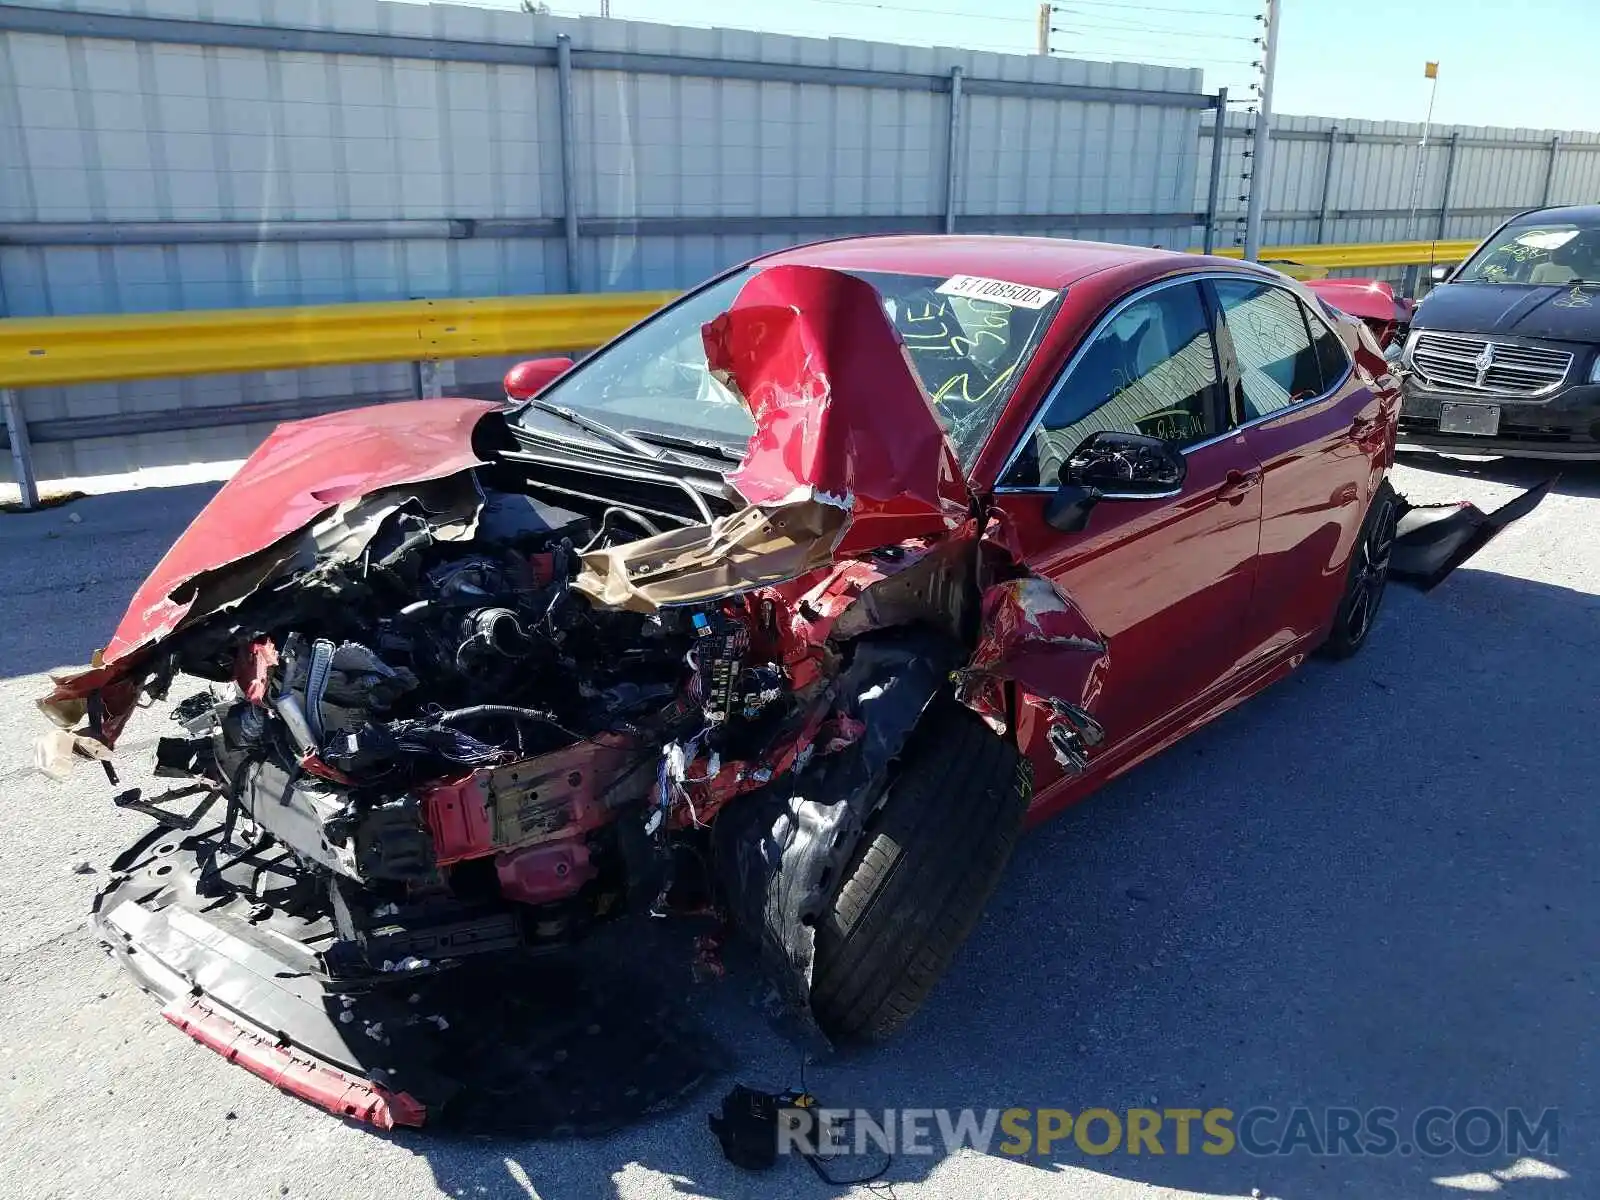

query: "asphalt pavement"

left=0, top=453, right=1595, bottom=1200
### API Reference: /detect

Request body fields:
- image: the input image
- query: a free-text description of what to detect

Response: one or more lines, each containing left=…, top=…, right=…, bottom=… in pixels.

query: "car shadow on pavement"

left=405, top=563, right=1595, bottom=1199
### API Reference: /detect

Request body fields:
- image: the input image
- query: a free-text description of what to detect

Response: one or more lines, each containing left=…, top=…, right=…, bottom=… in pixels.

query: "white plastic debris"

left=31, top=729, right=111, bottom=782
left=427, top=1015, right=449, bottom=1031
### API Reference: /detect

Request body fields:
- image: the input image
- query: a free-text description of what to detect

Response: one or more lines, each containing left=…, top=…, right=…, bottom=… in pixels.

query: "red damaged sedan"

left=35, top=237, right=1541, bottom=1131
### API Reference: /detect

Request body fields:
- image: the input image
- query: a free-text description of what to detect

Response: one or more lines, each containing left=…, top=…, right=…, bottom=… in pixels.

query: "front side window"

left=517, top=266, right=1062, bottom=467
left=1002, top=281, right=1220, bottom=489
left=1456, top=216, right=1600, bottom=285
left=1213, top=279, right=1324, bottom=421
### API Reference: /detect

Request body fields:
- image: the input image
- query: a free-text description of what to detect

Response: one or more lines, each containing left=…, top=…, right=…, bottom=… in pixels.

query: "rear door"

left=1209, top=277, right=1384, bottom=660
left=990, top=277, right=1264, bottom=793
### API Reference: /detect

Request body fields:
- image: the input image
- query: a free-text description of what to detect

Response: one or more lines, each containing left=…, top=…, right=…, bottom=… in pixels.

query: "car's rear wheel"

left=810, top=702, right=1032, bottom=1041
left=1321, top=477, right=1398, bottom=660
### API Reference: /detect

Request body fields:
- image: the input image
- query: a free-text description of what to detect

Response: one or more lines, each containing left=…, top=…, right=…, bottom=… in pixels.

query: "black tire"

left=810, top=702, right=1033, bottom=1042
left=1320, top=477, right=1399, bottom=660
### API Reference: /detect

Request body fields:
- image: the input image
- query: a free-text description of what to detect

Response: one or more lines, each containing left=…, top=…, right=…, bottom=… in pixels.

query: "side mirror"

left=504, top=357, right=574, bottom=401
left=1067, top=430, right=1187, bottom=494
left=1044, top=431, right=1188, bottom=533
left=1429, top=264, right=1453, bottom=283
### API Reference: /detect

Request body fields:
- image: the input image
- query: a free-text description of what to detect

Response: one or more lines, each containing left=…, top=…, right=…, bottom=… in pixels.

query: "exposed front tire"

left=1320, top=477, right=1398, bottom=660
left=810, top=702, right=1032, bottom=1042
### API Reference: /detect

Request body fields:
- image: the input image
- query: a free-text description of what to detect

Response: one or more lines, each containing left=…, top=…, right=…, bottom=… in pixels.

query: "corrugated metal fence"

left=0, top=0, right=1597, bottom=500
left=1200, top=112, right=1600, bottom=253
left=0, top=0, right=1220, bottom=494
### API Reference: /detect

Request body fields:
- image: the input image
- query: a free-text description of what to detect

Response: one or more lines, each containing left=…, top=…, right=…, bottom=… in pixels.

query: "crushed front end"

left=35, top=266, right=1110, bottom=1130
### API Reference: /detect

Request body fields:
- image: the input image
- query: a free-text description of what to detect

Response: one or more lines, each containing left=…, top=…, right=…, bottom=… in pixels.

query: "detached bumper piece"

left=162, top=997, right=426, bottom=1130
left=1391, top=480, right=1554, bottom=591
left=97, top=822, right=724, bottom=1134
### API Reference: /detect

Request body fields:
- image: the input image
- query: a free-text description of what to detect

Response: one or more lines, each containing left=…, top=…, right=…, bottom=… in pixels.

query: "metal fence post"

left=556, top=33, right=582, bottom=292
left=1316, top=125, right=1338, bottom=244
left=2, top=388, right=40, bottom=509
left=1436, top=131, right=1460, bottom=241
left=1202, top=88, right=1227, bottom=254
left=943, top=65, right=964, bottom=235
left=413, top=360, right=443, bottom=399
left=1242, top=0, right=1280, bottom=261
left=1542, top=134, right=1561, bottom=206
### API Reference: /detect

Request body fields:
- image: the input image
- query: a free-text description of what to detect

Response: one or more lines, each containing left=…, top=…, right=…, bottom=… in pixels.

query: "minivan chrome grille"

left=1410, top=333, right=1571, bottom=397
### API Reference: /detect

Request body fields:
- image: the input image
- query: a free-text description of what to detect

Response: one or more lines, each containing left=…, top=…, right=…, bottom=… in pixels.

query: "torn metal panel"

left=705, top=264, right=971, bottom=532
left=38, top=472, right=485, bottom=747
left=953, top=575, right=1109, bottom=772
left=105, top=401, right=498, bottom=666
left=1390, top=480, right=1553, bottom=591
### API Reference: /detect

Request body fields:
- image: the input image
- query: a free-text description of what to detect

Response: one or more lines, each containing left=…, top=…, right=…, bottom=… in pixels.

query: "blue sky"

left=426, top=0, right=1599, bottom=130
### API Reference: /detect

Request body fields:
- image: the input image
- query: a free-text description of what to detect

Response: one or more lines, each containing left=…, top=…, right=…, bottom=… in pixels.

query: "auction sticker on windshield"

left=936, top=274, right=1061, bottom=309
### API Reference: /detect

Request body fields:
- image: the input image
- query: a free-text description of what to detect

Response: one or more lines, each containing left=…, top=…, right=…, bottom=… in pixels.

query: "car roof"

left=1508, top=204, right=1600, bottom=224
left=755, top=234, right=1203, bottom=290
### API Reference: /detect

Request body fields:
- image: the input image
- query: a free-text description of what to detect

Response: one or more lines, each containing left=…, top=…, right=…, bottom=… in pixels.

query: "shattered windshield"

left=1456, top=218, right=1600, bottom=285
left=520, top=265, right=1064, bottom=466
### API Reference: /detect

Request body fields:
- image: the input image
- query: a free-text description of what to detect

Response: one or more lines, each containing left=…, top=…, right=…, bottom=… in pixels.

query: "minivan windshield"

left=517, top=266, right=1063, bottom=467
left=1456, top=215, right=1600, bottom=285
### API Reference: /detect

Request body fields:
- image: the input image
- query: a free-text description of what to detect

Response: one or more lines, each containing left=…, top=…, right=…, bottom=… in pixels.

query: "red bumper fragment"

left=161, top=996, right=427, bottom=1130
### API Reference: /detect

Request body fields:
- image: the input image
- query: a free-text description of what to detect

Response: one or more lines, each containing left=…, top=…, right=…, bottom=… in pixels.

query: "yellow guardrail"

left=1208, top=238, right=1479, bottom=270
left=0, top=239, right=1481, bottom=390
left=0, top=290, right=678, bottom=389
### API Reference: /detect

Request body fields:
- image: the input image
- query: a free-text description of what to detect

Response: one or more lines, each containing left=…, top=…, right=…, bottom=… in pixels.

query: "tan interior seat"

left=1529, top=260, right=1578, bottom=284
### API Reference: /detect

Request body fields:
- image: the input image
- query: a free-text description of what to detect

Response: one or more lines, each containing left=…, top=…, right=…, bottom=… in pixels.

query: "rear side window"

left=1308, top=307, right=1350, bottom=388
left=1213, top=280, right=1325, bottom=420
left=1001, top=281, right=1220, bottom=488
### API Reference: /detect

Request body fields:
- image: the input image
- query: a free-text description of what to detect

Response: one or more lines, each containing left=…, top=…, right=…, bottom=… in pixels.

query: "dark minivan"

left=1400, top=204, right=1600, bottom=458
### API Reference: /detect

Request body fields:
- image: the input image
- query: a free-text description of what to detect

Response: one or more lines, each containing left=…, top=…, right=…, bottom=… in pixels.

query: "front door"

left=990, top=278, right=1264, bottom=797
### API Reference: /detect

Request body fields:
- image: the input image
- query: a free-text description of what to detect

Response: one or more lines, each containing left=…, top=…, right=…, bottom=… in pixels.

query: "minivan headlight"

left=1589, top=353, right=1600, bottom=384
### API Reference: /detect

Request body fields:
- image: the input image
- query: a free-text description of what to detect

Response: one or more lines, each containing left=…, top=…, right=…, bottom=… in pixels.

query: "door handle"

left=1218, top=468, right=1261, bottom=502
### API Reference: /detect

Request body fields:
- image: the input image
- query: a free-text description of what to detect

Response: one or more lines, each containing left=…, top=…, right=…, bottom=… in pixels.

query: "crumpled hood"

left=1304, top=278, right=1412, bottom=326
left=1414, top=281, right=1600, bottom=341
left=100, top=399, right=499, bottom=667
left=705, top=264, right=972, bottom=531
left=102, top=266, right=971, bottom=662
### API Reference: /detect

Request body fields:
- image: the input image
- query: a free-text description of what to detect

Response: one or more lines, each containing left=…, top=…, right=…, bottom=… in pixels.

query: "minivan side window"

left=1002, top=282, right=1220, bottom=489
left=1213, top=279, right=1325, bottom=421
